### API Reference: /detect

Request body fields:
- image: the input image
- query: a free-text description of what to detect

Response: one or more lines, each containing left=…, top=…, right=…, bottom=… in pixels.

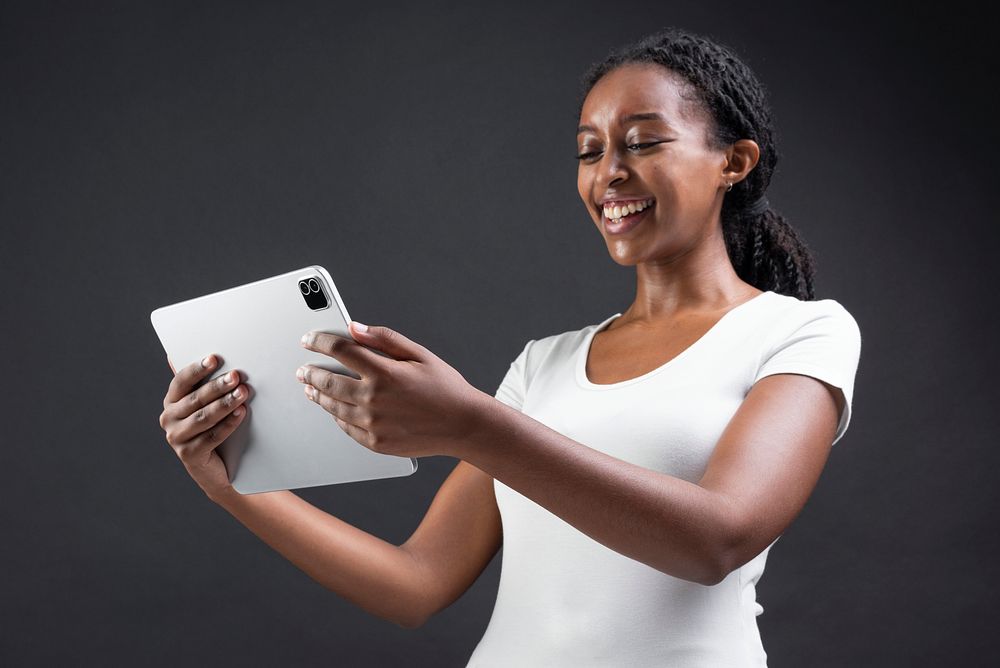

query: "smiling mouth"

left=600, top=198, right=655, bottom=224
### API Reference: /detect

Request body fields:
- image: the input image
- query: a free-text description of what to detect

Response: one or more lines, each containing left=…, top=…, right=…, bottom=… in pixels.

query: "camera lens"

left=299, top=275, right=329, bottom=311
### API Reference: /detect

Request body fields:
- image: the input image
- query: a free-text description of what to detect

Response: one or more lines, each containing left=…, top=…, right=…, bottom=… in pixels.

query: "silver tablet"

left=150, top=265, right=418, bottom=494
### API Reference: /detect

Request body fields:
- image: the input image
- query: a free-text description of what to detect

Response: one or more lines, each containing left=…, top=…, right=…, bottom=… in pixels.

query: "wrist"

left=448, top=388, right=504, bottom=461
left=206, top=484, right=239, bottom=506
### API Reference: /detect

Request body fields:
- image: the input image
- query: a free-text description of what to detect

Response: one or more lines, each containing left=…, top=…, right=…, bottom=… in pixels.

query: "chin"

left=604, top=245, right=643, bottom=267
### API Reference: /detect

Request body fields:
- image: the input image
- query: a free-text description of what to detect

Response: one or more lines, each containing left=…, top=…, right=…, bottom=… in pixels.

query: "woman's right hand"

left=159, top=354, right=249, bottom=500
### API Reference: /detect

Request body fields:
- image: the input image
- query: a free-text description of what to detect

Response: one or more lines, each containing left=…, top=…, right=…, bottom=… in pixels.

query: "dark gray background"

left=2, top=0, right=995, bottom=666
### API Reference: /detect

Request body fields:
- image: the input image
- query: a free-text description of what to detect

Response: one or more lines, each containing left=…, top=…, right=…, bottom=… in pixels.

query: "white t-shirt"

left=467, top=290, right=862, bottom=667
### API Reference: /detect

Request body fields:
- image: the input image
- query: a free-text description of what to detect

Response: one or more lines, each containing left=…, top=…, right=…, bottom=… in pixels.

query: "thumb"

left=350, top=321, right=428, bottom=362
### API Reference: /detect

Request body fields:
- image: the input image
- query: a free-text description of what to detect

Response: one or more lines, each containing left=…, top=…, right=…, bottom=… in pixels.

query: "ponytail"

left=722, top=206, right=816, bottom=300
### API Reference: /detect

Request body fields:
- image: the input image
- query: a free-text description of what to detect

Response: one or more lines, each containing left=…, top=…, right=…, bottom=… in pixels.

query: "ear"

left=721, top=138, right=761, bottom=189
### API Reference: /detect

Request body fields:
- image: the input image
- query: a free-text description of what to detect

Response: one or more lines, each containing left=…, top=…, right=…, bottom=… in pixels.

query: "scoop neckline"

left=575, top=291, right=774, bottom=390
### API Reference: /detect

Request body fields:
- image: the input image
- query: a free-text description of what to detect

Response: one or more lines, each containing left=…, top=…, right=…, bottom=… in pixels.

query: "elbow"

left=686, top=549, right=737, bottom=587
left=332, top=597, right=431, bottom=631
left=387, top=600, right=434, bottom=630
left=393, top=612, right=429, bottom=630
left=695, top=559, right=731, bottom=587
left=648, top=546, right=731, bottom=587
left=645, top=492, right=750, bottom=586
left=693, top=501, right=747, bottom=587
left=389, top=595, right=437, bottom=630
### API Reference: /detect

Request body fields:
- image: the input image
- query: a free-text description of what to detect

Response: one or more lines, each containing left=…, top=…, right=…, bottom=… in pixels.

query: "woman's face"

left=576, top=63, right=728, bottom=266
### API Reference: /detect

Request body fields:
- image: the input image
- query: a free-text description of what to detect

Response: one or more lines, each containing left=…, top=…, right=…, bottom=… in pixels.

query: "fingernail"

left=296, top=367, right=305, bottom=381
left=234, top=406, right=244, bottom=417
left=232, top=387, right=243, bottom=399
left=202, top=355, right=214, bottom=368
left=352, top=321, right=368, bottom=333
left=301, top=332, right=313, bottom=345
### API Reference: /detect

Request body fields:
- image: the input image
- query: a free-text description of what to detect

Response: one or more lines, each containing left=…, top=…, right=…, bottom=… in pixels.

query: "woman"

left=158, top=28, right=862, bottom=666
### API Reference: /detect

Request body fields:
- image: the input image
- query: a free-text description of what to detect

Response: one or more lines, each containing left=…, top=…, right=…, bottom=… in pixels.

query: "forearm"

left=453, top=394, right=735, bottom=585
left=210, top=488, right=431, bottom=627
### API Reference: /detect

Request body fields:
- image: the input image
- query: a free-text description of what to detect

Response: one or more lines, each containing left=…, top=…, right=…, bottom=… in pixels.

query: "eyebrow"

left=577, top=112, right=672, bottom=135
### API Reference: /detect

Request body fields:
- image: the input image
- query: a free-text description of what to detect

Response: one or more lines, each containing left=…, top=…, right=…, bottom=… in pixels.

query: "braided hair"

left=580, top=28, right=816, bottom=301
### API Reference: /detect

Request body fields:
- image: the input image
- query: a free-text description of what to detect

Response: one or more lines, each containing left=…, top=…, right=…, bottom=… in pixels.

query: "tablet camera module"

left=298, top=277, right=330, bottom=310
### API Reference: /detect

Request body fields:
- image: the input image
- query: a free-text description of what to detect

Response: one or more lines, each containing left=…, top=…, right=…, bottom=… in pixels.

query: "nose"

left=597, top=148, right=629, bottom=189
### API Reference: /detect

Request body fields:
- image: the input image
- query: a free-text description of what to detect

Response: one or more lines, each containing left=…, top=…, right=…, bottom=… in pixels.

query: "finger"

left=301, top=331, right=385, bottom=377
left=297, top=365, right=364, bottom=405
left=303, top=384, right=369, bottom=428
left=347, top=321, right=429, bottom=363
left=173, top=382, right=249, bottom=444
left=305, top=387, right=374, bottom=449
left=174, top=369, right=243, bottom=420
left=185, top=403, right=248, bottom=456
left=334, top=414, right=375, bottom=450
left=165, top=354, right=219, bottom=405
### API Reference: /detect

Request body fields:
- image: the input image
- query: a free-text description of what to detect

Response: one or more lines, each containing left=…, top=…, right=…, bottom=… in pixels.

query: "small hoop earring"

left=725, top=182, right=733, bottom=192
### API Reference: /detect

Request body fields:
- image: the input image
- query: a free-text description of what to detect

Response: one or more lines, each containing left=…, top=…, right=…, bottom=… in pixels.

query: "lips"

left=598, top=198, right=655, bottom=235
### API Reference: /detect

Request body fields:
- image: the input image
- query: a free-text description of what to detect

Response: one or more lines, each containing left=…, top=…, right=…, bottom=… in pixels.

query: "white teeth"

left=604, top=199, right=653, bottom=221
left=601, top=198, right=654, bottom=220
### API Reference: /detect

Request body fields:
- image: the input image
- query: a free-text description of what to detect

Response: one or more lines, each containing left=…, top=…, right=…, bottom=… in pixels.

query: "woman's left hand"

left=296, top=321, right=490, bottom=459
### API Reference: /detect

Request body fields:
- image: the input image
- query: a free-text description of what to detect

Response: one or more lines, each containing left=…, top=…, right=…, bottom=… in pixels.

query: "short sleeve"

left=753, top=301, right=862, bottom=446
left=494, top=339, right=535, bottom=412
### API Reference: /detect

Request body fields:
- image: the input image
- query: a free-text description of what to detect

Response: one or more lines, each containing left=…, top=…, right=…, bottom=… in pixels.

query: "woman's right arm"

left=160, top=355, right=502, bottom=629
left=209, top=462, right=500, bottom=629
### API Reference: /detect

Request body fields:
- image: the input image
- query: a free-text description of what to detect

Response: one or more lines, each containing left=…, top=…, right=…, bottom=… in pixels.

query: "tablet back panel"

left=150, top=265, right=417, bottom=494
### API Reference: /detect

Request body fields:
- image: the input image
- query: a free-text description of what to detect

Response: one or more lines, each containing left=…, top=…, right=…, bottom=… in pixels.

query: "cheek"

left=577, top=171, right=592, bottom=212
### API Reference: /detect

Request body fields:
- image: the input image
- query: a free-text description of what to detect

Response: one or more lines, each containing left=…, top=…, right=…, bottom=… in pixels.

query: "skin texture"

left=159, top=62, right=847, bottom=625
left=160, top=356, right=248, bottom=499
left=575, top=63, right=766, bottom=380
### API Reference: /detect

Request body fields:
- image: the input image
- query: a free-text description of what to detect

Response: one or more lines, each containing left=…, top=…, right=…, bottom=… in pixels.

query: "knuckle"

left=204, top=427, right=219, bottom=444
left=327, top=336, right=348, bottom=354
left=370, top=434, right=390, bottom=455
left=193, top=409, right=207, bottom=423
left=159, top=411, right=169, bottom=430
left=320, top=373, right=336, bottom=392
left=182, top=365, right=202, bottom=385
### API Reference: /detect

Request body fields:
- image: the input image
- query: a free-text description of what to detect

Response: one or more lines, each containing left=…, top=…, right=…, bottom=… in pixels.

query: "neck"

left=623, top=233, right=759, bottom=324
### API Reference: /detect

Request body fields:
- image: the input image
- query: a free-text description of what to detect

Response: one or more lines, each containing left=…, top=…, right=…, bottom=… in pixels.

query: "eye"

left=627, top=140, right=668, bottom=152
left=575, top=149, right=603, bottom=162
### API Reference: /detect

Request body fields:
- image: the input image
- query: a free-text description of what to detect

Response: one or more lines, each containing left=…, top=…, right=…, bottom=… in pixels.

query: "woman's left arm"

left=298, top=323, right=844, bottom=587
